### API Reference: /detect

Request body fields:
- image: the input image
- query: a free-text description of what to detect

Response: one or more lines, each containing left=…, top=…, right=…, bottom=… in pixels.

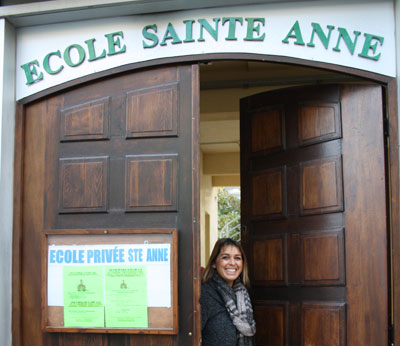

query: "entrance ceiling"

left=199, top=60, right=360, bottom=154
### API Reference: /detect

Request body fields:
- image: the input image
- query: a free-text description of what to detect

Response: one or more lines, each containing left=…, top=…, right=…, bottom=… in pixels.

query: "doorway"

left=199, top=60, right=359, bottom=264
left=199, top=61, right=389, bottom=345
left=13, top=59, right=392, bottom=346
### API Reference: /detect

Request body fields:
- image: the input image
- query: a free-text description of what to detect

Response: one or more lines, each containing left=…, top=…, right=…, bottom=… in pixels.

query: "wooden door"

left=240, top=85, right=388, bottom=346
left=16, top=64, right=200, bottom=346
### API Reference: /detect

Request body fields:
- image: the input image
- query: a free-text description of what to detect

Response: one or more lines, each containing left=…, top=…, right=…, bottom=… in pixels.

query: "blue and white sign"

left=47, top=244, right=171, bottom=308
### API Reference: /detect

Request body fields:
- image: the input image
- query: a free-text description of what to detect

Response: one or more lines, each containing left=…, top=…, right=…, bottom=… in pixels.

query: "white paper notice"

left=47, top=244, right=171, bottom=307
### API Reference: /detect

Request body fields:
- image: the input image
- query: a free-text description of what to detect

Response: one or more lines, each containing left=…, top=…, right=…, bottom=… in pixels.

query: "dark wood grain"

left=15, top=65, right=199, bottom=345
left=12, top=103, right=25, bottom=346
left=254, top=302, right=287, bottom=346
left=21, top=98, right=48, bottom=346
left=387, top=79, right=400, bottom=346
left=241, top=84, right=388, bottom=345
left=341, top=84, right=388, bottom=345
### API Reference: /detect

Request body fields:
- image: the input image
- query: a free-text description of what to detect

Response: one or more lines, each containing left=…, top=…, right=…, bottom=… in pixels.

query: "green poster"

left=104, top=266, right=148, bottom=328
left=63, top=266, right=104, bottom=328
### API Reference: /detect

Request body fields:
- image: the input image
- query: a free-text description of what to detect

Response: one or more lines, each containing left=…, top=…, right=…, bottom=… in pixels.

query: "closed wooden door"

left=240, top=85, right=388, bottom=346
left=16, top=64, right=200, bottom=345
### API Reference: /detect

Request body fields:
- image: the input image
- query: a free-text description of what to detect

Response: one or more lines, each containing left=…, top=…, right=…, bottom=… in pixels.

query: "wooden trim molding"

left=12, top=103, right=24, bottom=346
left=386, top=78, right=399, bottom=345
left=190, top=64, right=201, bottom=345
left=17, top=53, right=391, bottom=105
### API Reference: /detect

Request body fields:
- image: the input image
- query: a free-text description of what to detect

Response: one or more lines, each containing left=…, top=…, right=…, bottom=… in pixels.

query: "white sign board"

left=47, top=243, right=171, bottom=307
left=16, top=0, right=395, bottom=100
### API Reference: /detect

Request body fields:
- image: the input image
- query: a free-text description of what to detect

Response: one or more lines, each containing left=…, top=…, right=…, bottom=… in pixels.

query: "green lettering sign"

left=85, top=38, right=106, bottom=61
left=222, top=17, right=243, bottom=41
left=19, top=18, right=388, bottom=89
left=142, top=25, right=159, bottom=48
left=333, top=28, right=361, bottom=55
left=198, top=18, right=220, bottom=41
left=43, top=51, right=63, bottom=75
left=63, top=44, right=86, bottom=67
left=282, top=20, right=305, bottom=45
left=358, top=33, right=384, bottom=61
left=244, top=18, right=265, bottom=41
left=160, top=23, right=182, bottom=46
left=183, top=19, right=195, bottom=43
left=20, top=60, right=43, bottom=85
left=307, top=22, right=335, bottom=49
left=105, top=31, right=126, bottom=56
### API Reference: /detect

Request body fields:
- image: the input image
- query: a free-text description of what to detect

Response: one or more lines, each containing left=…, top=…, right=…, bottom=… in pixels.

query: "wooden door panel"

left=18, top=65, right=199, bottom=346
left=253, top=235, right=287, bottom=285
left=21, top=99, right=50, bottom=346
left=46, top=333, right=107, bottom=346
left=302, top=303, right=345, bottom=346
left=58, top=156, right=109, bottom=213
left=125, top=154, right=178, bottom=211
left=254, top=303, right=288, bottom=346
left=59, top=96, right=111, bottom=141
left=252, top=228, right=345, bottom=288
left=251, top=166, right=287, bottom=218
left=301, top=229, right=345, bottom=285
left=341, top=85, right=387, bottom=345
left=300, top=156, right=343, bottom=215
left=298, top=102, right=341, bottom=146
left=126, top=83, right=178, bottom=138
left=251, top=107, right=285, bottom=153
left=241, top=84, right=388, bottom=345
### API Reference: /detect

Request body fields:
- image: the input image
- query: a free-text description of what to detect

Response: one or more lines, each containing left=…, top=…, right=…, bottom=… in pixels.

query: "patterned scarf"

left=213, top=274, right=256, bottom=346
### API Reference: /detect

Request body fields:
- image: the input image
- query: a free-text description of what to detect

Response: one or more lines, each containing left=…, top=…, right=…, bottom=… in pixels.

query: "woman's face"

left=214, top=245, right=243, bottom=287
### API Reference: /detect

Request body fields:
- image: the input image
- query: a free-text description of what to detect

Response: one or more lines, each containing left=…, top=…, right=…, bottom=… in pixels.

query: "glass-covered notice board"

left=42, top=229, right=178, bottom=334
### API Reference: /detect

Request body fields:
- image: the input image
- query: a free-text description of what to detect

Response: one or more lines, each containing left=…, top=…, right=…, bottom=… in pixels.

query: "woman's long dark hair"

left=202, top=238, right=250, bottom=288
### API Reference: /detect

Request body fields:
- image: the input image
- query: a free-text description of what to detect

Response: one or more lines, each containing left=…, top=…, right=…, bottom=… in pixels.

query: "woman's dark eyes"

left=221, top=256, right=242, bottom=260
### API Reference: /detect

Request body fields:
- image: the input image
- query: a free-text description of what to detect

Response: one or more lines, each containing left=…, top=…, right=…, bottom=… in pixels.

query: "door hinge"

left=389, top=323, right=394, bottom=345
left=384, top=117, right=390, bottom=137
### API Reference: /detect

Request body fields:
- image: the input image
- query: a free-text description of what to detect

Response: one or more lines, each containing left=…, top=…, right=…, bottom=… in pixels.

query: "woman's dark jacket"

left=200, top=278, right=237, bottom=346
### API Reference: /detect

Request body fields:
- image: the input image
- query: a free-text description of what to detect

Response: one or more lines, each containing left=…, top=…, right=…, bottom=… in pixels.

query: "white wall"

left=396, top=0, right=400, bottom=146
left=0, top=18, right=15, bottom=346
left=200, top=153, right=219, bottom=267
left=15, top=1, right=396, bottom=100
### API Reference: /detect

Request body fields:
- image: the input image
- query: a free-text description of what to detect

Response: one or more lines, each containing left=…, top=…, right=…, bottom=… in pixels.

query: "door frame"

left=13, top=54, right=399, bottom=345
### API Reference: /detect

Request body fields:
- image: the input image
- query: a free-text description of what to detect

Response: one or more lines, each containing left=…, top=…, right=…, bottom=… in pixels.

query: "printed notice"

left=105, top=266, right=148, bottom=328
left=63, top=266, right=104, bottom=327
left=48, top=244, right=171, bottom=308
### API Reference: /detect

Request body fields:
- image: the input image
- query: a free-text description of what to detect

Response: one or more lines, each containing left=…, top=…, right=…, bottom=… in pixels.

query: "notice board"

left=42, top=229, right=178, bottom=334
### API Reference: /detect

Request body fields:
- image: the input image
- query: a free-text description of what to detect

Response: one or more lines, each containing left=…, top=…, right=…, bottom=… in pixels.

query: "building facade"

left=1, top=0, right=399, bottom=345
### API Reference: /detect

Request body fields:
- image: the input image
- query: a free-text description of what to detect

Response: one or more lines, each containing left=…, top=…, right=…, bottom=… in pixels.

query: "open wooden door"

left=240, top=84, right=388, bottom=346
left=15, top=64, right=200, bottom=346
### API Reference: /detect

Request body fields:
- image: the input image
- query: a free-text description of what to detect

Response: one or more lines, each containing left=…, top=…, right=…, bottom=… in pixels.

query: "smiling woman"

left=200, top=238, right=256, bottom=346
left=214, top=243, right=243, bottom=287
